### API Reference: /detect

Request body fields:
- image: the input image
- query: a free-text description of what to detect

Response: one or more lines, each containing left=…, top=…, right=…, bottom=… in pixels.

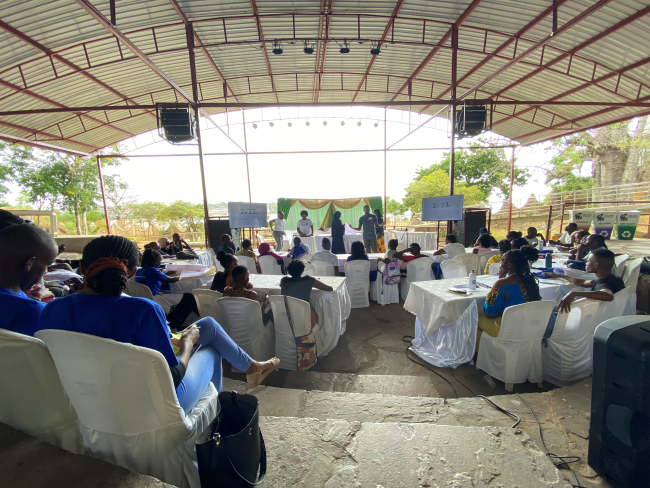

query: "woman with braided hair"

left=476, top=249, right=542, bottom=348
left=37, top=235, right=279, bottom=413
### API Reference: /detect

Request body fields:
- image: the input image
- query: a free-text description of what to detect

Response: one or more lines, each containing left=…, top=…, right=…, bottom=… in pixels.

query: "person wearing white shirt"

left=310, top=238, right=339, bottom=275
left=297, top=210, right=314, bottom=237
left=432, top=235, right=465, bottom=259
left=524, top=226, right=546, bottom=248
left=269, top=211, right=287, bottom=250
left=550, top=223, right=578, bottom=248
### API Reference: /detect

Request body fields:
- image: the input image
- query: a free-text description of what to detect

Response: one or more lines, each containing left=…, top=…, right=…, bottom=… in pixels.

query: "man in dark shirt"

left=546, top=249, right=625, bottom=313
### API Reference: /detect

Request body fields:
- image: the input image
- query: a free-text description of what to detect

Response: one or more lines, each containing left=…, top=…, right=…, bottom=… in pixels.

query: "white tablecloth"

left=248, top=275, right=351, bottom=356
left=285, top=230, right=365, bottom=253
left=161, top=249, right=217, bottom=268
left=335, top=253, right=382, bottom=273
left=403, top=276, right=564, bottom=368
left=394, top=231, right=438, bottom=251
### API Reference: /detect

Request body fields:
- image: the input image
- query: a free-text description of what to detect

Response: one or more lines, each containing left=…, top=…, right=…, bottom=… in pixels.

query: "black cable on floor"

left=402, top=335, right=458, bottom=399
left=477, top=395, right=521, bottom=428
left=516, top=393, right=586, bottom=488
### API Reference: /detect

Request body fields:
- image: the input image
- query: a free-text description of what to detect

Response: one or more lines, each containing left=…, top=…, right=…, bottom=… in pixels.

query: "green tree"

left=103, top=174, right=133, bottom=220
left=404, top=170, right=486, bottom=212
left=128, top=201, right=166, bottom=234
left=386, top=197, right=408, bottom=216
left=158, top=200, right=205, bottom=233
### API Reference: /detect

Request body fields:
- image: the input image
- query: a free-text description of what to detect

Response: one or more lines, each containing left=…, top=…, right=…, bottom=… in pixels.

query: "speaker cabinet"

left=207, top=219, right=231, bottom=252
left=158, top=107, right=195, bottom=143
left=455, top=105, right=487, bottom=139
left=589, top=316, right=650, bottom=487
left=463, top=210, right=487, bottom=247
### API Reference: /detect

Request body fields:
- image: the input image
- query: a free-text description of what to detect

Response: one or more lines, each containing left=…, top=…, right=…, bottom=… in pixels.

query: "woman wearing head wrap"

left=258, top=242, right=286, bottom=273
left=331, top=211, right=346, bottom=255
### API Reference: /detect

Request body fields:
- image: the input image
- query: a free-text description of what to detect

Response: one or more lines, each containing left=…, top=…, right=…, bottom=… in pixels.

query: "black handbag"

left=196, top=391, right=266, bottom=487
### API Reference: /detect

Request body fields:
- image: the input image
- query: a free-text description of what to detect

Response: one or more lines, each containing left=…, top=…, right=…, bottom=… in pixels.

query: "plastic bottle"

left=545, top=253, right=553, bottom=268
left=469, top=269, right=477, bottom=290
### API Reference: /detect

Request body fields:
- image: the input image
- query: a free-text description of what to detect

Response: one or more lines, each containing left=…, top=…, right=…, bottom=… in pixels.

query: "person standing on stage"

left=373, top=208, right=386, bottom=253
left=331, top=211, right=346, bottom=255
left=269, top=211, right=287, bottom=250
left=297, top=210, right=314, bottom=237
left=353, top=205, right=379, bottom=253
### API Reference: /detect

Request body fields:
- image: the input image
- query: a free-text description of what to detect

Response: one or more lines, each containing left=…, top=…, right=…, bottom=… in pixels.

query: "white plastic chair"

left=268, top=295, right=317, bottom=371
left=298, top=253, right=313, bottom=263
left=614, top=253, right=630, bottom=278
left=453, top=253, right=481, bottom=275
left=400, top=256, right=433, bottom=300
left=344, top=260, right=371, bottom=308
left=311, top=259, right=336, bottom=276
left=0, top=329, right=83, bottom=454
left=216, top=297, right=275, bottom=362
left=371, top=269, right=400, bottom=305
left=488, top=262, right=501, bottom=275
left=236, top=255, right=259, bottom=275
left=388, top=230, right=406, bottom=252
left=597, top=286, right=634, bottom=324
left=36, top=329, right=218, bottom=488
left=622, top=257, right=643, bottom=293
left=542, top=299, right=601, bottom=387
left=259, top=255, right=283, bottom=275
left=127, top=279, right=154, bottom=300
left=281, top=240, right=290, bottom=252
left=440, top=259, right=469, bottom=279
left=256, top=233, right=265, bottom=247
left=476, top=300, right=556, bottom=391
left=191, top=289, right=226, bottom=330
left=478, top=250, right=500, bottom=273
left=443, top=242, right=467, bottom=259
left=301, top=263, right=316, bottom=277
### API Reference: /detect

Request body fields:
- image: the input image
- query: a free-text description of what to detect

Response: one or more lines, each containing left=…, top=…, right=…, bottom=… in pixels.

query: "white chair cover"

left=256, top=233, right=264, bottom=247
left=597, top=286, right=634, bottom=324
left=301, top=263, right=316, bottom=277
left=478, top=250, right=500, bottom=273
left=311, top=260, right=336, bottom=276
left=344, top=260, right=371, bottom=308
left=191, top=289, right=226, bottom=330
left=488, top=262, right=501, bottom=275
left=281, top=240, right=290, bottom=252
left=622, top=257, right=643, bottom=293
left=236, top=255, right=259, bottom=275
left=259, top=255, right=283, bottom=275
left=268, top=295, right=316, bottom=370
left=440, top=259, right=469, bottom=279
left=453, top=253, right=481, bottom=275
left=542, top=299, right=601, bottom=386
left=298, top=253, right=313, bottom=263
left=614, top=253, right=630, bottom=278
left=126, top=279, right=154, bottom=300
left=400, top=257, right=433, bottom=300
left=0, top=329, right=83, bottom=454
left=36, top=330, right=218, bottom=488
left=443, top=243, right=467, bottom=259
left=216, top=297, right=275, bottom=361
left=476, top=300, right=556, bottom=386
left=370, top=264, right=400, bottom=306
left=388, top=230, right=406, bottom=252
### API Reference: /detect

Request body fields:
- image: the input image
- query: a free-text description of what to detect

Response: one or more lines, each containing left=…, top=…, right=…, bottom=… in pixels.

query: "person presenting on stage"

left=297, top=210, right=313, bottom=237
left=373, top=208, right=386, bottom=253
left=331, top=211, right=346, bottom=255
left=353, top=205, right=379, bottom=253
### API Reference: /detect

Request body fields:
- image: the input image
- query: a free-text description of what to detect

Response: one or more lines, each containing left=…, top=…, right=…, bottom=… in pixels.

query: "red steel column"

left=448, top=23, right=458, bottom=235
left=96, top=156, right=111, bottom=234
left=383, top=107, right=387, bottom=221
left=242, top=110, right=252, bottom=202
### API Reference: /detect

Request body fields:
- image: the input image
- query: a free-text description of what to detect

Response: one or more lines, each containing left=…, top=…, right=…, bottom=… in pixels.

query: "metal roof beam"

left=390, top=0, right=484, bottom=102
left=0, top=132, right=93, bottom=156
left=314, top=0, right=334, bottom=103
left=350, top=0, right=405, bottom=102
left=249, top=0, right=279, bottom=103
left=74, top=0, right=245, bottom=153
left=312, top=0, right=328, bottom=102
left=0, top=120, right=97, bottom=151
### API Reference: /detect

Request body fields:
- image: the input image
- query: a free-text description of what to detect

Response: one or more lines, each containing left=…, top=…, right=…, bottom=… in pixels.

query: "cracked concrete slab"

left=260, top=417, right=572, bottom=487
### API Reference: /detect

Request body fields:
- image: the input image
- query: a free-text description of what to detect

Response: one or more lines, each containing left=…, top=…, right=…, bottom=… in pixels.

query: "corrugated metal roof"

left=0, top=0, right=648, bottom=154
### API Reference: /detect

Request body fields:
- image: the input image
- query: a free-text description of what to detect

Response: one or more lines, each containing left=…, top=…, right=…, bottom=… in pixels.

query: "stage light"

left=370, top=48, right=380, bottom=55
left=269, top=121, right=274, bottom=127
left=253, top=123, right=258, bottom=129
left=323, top=121, right=327, bottom=126
left=340, top=121, right=345, bottom=126
left=340, top=39, right=350, bottom=55
left=306, top=121, right=310, bottom=126
left=272, top=39, right=283, bottom=55
left=357, top=121, right=362, bottom=126
left=288, top=121, right=292, bottom=127
left=304, top=40, right=314, bottom=55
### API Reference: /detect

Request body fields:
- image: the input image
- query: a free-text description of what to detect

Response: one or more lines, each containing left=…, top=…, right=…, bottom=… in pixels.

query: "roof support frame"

left=314, top=0, right=334, bottom=102
left=249, top=0, right=279, bottom=103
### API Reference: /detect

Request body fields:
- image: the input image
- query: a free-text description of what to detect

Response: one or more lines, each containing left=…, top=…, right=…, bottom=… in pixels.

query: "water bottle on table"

left=469, top=270, right=477, bottom=290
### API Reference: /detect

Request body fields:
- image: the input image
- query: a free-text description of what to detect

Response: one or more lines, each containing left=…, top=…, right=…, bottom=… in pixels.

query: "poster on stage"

left=228, top=202, right=267, bottom=228
left=421, top=195, right=464, bottom=221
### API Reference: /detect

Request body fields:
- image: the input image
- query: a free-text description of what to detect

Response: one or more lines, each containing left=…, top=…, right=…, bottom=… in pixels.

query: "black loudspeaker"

left=463, top=210, right=487, bottom=247
left=589, top=316, right=650, bottom=487
left=207, top=219, right=231, bottom=251
left=455, top=105, right=487, bottom=139
left=158, top=107, right=195, bottom=143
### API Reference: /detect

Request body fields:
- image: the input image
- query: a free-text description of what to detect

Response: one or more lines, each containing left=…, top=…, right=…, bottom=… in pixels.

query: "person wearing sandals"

left=280, top=260, right=333, bottom=328
left=36, top=235, right=279, bottom=413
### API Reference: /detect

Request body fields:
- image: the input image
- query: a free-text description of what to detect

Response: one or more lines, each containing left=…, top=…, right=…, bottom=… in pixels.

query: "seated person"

left=471, top=227, right=498, bottom=247
left=258, top=242, right=286, bottom=274
left=432, top=234, right=465, bottom=259
left=472, top=234, right=495, bottom=254
left=477, top=249, right=542, bottom=347
left=35, top=235, right=279, bottom=413
left=224, top=265, right=259, bottom=300
left=544, top=249, right=625, bottom=337
left=237, top=239, right=261, bottom=273
left=394, top=243, right=430, bottom=277
left=484, top=239, right=511, bottom=274
left=550, top=223, right=578, bottom=248
left=505, top=230, right=520, bottom=243
left=218, top=234, right=236, bottom=255
left=346, top=240, right=377, bottom=281
left=288, top=236, right=311, bottom=260
left=158, top=237, right=175, bottom=255
left=310, top=238, right=339, bottom=275
left=280, top=260, right=333, bottom=328
left=0, top=223, right=58, bottom=336
left=567, top=230, right=590, bottom=258
left=576, top=234, right=613, bottom=262
left=520, top=245, right=541, bottom=268
left=171, top=233, right=191, bottom=253
left=212, top=251, right=251, bottom=293
left=136, top=249, right=199, bottom=330
left=524, top=227, right=546, bottom=247
left=147, top=240, right=167, bottom=255
left=384, top=239, right=399, bottom=260
left=511, top=237, right=529, bottom=250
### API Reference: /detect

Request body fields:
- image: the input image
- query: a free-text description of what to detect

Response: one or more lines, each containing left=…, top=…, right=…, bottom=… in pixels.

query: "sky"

left=12, top=106, right=580, bottom=213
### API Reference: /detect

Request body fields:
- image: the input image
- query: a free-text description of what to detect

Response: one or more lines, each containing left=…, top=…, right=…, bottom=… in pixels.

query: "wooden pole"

left=383, top=107, right=387, bottom=223
left=96, top=156, right=111, bottom=234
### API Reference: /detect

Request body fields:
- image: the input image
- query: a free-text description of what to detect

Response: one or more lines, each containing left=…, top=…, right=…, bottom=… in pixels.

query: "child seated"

left=223, top=265, right=258, bottom=301
left=288, top=236, right=311, bottom=259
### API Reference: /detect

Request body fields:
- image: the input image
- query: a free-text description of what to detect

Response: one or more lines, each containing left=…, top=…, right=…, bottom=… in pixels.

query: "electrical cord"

left=516, top=393, right=586, bottom=488
left=402, top=335, right=458, bottom=399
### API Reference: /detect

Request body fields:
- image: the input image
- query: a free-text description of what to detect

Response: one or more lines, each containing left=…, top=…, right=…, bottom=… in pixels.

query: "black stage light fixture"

left=272, top=39, right=283, bottom=55
left=304, top=40, right=314, bottom=55
left=340, top=39, right=350, bottom=55
left=455, top=104, right=487, bottom=139
left=370, top=41, right=380, bottom=56
left=156, top=104, right=195, bottom=144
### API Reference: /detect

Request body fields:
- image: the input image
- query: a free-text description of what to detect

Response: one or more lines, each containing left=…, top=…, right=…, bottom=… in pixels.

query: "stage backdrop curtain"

left=368, top=196, right=383, bottom=215
left=334, top=200, right=367, bottom=228
left=277, top=198, right=293, bottom=218
left=287, top=201, right=330, bottom=232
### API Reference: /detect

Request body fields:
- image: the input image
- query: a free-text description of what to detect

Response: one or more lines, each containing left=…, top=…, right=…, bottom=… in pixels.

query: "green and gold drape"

left=277, top=197, right=383, bottom=230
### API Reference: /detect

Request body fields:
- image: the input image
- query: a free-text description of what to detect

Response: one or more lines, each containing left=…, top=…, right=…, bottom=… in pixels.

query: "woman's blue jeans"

left=175, top=317, right=252, bottom=413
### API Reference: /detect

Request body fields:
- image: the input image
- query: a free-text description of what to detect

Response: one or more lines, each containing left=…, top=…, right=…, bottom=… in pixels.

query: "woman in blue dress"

left=477, top=248, right=541, bottom=346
